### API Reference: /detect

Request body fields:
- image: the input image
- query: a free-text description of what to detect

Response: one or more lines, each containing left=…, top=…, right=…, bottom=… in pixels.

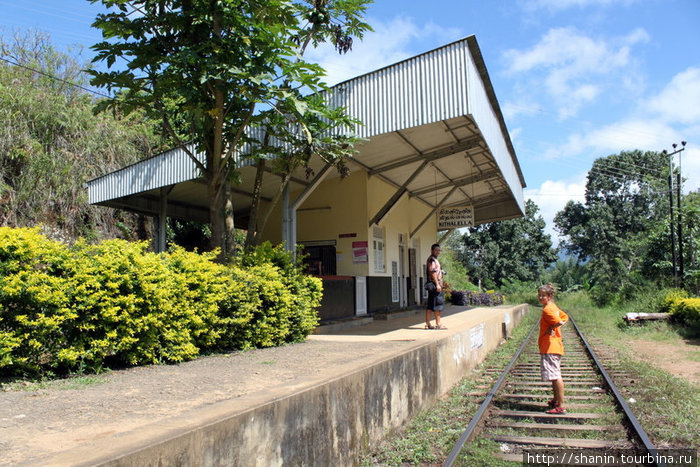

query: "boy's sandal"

left=434, top=325, right=447, bottom=330
left=545, top=406, right=567, bottom=414
left=425, top=324, right=435, bottom=329
left=547, top=398, right=558, bottom=408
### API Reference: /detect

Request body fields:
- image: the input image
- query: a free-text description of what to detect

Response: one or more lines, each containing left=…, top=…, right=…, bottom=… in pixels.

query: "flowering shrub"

left=0, top=227, right=74, bottom=373
left=665, top=294, right=700, bottom=337
left=0, top=227, right=322, bottom=375
left=659, top=289, right=689, bottom=314
left=63, top=240, right=203, bottom=369
left=450, top=290, right=504, bottom=307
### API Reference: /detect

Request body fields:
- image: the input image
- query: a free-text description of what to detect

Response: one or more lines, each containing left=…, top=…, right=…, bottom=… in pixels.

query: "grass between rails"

left=358, top=308, right=540, bottom=466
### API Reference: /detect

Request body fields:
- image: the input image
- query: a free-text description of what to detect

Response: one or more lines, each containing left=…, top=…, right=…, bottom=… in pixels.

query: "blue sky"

left=2, top=0, right=699, bottom=241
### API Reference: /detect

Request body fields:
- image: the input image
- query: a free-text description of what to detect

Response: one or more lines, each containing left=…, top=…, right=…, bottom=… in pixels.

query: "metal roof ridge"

left=86, top=142, right=200, bottom=184
left=329, top=35, right=476, bottom=89
left=464, top=36, right=526, bottom=188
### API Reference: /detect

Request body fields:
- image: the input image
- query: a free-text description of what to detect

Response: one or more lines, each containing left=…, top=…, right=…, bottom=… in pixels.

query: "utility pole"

left=662, top=141, right=686, bottom=287
left=666, top=160, right=676, bottom=285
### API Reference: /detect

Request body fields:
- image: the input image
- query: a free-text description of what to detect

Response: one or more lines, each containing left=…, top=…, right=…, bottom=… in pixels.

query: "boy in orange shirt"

left=538, top=283, right=569, bottom=414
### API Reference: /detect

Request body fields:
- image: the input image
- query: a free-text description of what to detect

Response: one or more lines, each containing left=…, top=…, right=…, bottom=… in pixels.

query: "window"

left=373, top=239, right=384, bottom=272
left=391, top=261, right=399, bottom=302
left=301, top=242, right=337, bottom=275
left=373, top=226, right=384, bottom=273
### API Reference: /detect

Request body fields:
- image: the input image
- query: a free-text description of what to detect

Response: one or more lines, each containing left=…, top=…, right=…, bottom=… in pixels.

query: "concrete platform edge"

left=37, top=304, right=529, bottom=467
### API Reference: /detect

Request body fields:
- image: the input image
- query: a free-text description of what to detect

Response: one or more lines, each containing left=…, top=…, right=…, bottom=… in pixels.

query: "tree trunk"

left=253, top=174, right=290, bottom=246
left=224, top=180, right=236, bottom=258
left=208, top=174, right=226, bottom=262
left=245, top=158, right=266, bottom=248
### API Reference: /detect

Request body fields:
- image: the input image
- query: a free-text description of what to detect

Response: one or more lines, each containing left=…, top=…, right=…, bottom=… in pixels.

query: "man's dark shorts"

left=427, top=290, right=444, bottom=311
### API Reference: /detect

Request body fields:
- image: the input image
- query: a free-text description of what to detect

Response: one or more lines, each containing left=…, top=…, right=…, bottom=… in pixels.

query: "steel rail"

left=442, top=318, right=539, bottom=467
left=443, top=314, right=666, bottom=467
left=568, top=315, right=666, bottom=467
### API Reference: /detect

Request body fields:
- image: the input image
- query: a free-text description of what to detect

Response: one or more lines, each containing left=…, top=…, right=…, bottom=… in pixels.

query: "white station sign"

left=437, top=205, right=474, bottom=229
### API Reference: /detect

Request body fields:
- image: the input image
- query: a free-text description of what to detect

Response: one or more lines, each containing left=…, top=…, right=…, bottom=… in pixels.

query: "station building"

left=86, top=36, right=526, bottom=322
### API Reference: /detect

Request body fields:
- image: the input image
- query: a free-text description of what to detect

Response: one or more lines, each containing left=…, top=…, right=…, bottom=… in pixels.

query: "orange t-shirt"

left=538, top=301, right=568, bottom=355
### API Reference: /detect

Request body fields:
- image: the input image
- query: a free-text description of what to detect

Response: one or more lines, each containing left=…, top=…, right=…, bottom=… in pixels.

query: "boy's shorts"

left=540, top=353, right=562, bottom=381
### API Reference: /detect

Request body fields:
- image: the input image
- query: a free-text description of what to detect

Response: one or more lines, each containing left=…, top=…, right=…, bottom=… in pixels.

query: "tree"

left=0, top=29, right=87, bottom=98
left=641, top=189, right=700, bottom=294
left=554, top=150, right=670, bottom=301
left=456, top=199, right=558, bottom=289
left=545, top=257, right=589, bottom=293
left=88, top=0, right=371, bottom=259
left=681, top=190, right=700, bottom=294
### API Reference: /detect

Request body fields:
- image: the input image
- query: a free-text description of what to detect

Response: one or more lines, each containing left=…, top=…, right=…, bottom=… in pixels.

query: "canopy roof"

left=87, top=36, right=525, bottom=229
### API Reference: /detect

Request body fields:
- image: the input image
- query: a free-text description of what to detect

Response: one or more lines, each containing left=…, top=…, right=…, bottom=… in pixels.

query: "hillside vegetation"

left=0, top=31, right=163, bottom=243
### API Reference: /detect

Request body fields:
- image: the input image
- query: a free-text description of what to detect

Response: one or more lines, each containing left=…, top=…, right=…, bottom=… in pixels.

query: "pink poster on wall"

left=352, top=241, right=368, bottom=264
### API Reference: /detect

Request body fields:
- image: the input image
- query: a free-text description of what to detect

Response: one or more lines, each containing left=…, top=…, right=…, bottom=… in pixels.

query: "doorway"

left=398, top=234, right=407, bottom=308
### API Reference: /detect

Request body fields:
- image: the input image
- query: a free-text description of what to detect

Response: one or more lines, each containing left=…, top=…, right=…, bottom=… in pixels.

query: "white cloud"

left=520, top=0, right=640, bottom=12
left=526, top=177, right=587, bottom=241
left=503, top=27, right=649, bottom=119
left=646, top=67, right=700, bottom=125
left=305, top=16, right=462, bottom=87
left=680, top=145, right=700, bottom=192
left=509, top=127, right=523, bottom=144
left=539, top=65, right=700, bottom=163
left=539, top=133, right=588, bottom=160
left=540, top=119, right=682, bottom=162
left=586, top=120, right=679, bottom=152
left=501, top=96, right=542, bottom=120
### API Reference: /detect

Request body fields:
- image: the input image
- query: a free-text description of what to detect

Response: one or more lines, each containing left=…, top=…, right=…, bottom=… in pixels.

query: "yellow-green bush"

left=0, top=227, right=322, bottom=376
left=658, top=288, right=689, bottom=314
left=64, top=239, right=201, bottom=369
left=162, top=246, right=231, bottom=350
left=234, top=243, right=321, bottom=345
left=669, top=297, right=700, bottom=336
left=0, top=227, right=74, bottom=372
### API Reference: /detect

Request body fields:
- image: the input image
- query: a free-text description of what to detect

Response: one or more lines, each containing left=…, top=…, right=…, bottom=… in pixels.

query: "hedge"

left=450, top=290, right=504, bottom=307
left=663, top=291, right=700, bottom=337
left=0, top=227, right=321, bottom=375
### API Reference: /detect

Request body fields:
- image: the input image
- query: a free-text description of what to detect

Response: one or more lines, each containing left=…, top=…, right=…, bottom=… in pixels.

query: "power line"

left=0, top=55, right=111, bottom=98
left=546, top=150, right=669, bottom=181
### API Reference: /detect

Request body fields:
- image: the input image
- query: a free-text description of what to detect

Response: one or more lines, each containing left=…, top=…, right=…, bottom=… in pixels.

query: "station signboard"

left=437, top=205, right=474, bottom=229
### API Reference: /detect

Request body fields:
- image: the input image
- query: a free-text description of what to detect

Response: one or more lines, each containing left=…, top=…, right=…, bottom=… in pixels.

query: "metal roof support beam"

left=411, top=168, right=500, bottom=197
left=369, top=159, right=430, bottom=227
left=368, top=136, right=482, bottom=176
left=292, top=162, right=333, bottom=210
left=278, top=161, right=336, bottom=257
left=410, top=186, right=459, bottom=238
left=345, top=153, right=435, bottom=209
left=99, top=196, right=210, bottom=222
left=432, top=159, right=474, bottom=204
left=231, top=186, right=273, bottom=203
left=155, top=186, right=169, bottom=253
left=282, top=184, right=294, bottom=253
left=193, top=178, right=274, bottom=203
left=265, top=167, right=310, bottom=187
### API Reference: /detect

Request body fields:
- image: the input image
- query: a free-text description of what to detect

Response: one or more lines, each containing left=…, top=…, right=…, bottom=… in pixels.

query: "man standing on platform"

left=425, top=243, right=447, bottom=330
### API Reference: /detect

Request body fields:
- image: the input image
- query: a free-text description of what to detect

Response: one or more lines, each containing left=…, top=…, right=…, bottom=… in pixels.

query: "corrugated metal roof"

left=87, top=35, right=524, bottom=217
left=88, top=145, right=204, bottom=205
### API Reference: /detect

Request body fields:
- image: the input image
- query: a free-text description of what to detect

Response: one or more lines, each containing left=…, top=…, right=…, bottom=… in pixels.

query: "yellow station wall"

left=258, top=168, right=439, bottom=285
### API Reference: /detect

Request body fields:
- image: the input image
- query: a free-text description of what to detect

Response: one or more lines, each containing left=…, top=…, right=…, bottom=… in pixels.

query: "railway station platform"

left=16, top=303, right=529, bottom=466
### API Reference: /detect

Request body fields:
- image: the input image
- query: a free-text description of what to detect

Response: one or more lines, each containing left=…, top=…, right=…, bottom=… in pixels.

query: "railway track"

left=443, top=316, right=667, bottom=466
